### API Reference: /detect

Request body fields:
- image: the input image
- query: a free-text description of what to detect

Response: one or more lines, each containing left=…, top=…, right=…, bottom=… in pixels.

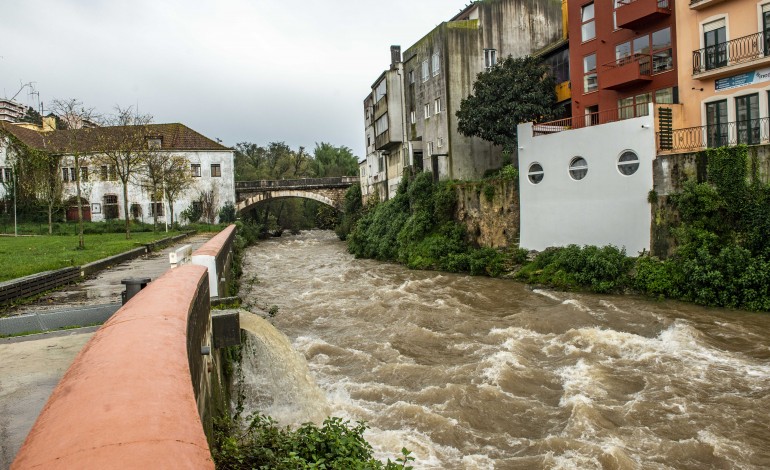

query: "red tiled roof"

left=0, top=122, right=229, bottom=153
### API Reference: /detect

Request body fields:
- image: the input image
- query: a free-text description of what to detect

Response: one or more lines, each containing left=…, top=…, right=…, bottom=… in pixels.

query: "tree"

left=50, top=99, right=101, bottom=248
left=163, top=155, right=194, bottom=227
left=456, top=55, right=556, bottom=152
left=95, top=106, right=152, bottom=239
left=310, top=143, right=359, bottom=177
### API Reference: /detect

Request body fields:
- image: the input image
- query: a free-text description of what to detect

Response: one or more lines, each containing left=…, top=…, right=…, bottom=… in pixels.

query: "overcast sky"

left=0, top=1, right=469, bottom=159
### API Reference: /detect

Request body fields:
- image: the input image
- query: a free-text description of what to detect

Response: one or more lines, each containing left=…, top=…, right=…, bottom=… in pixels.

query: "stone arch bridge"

left=235, top=176, right=359, bottom=213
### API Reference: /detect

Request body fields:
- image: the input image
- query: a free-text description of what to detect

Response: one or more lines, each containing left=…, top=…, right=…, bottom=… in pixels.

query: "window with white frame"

left=569, top=157, right=588, bottom=180
left=421, top=59, right=430, bottom=82
left=424, top=103, right=431, bottom=119
left=583, top=53, right=597, bottom=93
left=375, top=114, right=389, bottom=135
left=375, top=79, right=387, bottom=102
left=410, top=110, right=416, bottom=124
left=484, top=49, right=497, bottom=70
left=408, top=70, right=415, bottom=84
left=528, top=163, right=544, bottom=184
left=432, top=52, right=440, bottom=76
left=434, top=98, right=442, bottom=114
left=617, top=151, right=640, bottom=176
left=428, top=141, right=435, bottom=156
left=437, top=137, right=444, bottom=148
left=581, top=3, right=595, bottom=42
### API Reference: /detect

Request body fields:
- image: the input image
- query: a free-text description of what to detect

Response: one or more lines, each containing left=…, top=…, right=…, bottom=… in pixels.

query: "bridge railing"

left=235, top=176, right=359, bottom=189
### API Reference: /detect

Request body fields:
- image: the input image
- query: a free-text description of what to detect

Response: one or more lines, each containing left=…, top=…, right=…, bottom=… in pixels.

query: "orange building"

left=670, top=0, right=770, bottom=151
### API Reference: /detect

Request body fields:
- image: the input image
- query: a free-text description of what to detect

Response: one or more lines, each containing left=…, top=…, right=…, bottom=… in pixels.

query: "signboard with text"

left=715, top=67, right=770, bottom=91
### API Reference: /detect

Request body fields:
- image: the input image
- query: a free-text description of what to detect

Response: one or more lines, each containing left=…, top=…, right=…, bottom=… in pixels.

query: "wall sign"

left=715, top=67, right=770, bottom=91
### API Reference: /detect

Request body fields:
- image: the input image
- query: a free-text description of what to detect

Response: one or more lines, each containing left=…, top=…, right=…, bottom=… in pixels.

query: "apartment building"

left=668, top=0, right=770, bottom=150
left=0, top=100, right=27, bottom=123
left=362, top=0, right=563, bottom=200
left=569, top=0, right=678, bottom=124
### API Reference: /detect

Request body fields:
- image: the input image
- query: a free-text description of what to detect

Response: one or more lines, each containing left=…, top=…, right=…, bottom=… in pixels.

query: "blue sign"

left=716, top=68, right=770, bottom=91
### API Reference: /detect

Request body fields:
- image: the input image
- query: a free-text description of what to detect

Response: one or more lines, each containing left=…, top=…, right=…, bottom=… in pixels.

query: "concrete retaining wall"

left=0, top=268, right=81, bottom=306
left=12, top=265, right=216, bottom=469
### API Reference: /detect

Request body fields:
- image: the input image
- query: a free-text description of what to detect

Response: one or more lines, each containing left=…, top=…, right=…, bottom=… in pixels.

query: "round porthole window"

left=569, top=157, right=588, bottom=180
left=528, top=163, right=544, bottom=184
left=618, top=151, right=640, bottom=176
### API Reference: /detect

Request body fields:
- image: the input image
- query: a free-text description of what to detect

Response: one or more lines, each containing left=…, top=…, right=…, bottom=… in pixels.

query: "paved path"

left=0, top=233, right=213, bottom=469
left=6, top=233, right=213, bottom=316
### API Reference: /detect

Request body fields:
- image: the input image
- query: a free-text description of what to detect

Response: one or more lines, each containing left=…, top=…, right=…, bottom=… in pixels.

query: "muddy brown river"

left=239, top=231, right=770, bottom=469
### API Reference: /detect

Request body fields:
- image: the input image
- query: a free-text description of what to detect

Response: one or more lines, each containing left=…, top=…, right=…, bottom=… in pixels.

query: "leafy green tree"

left=456, top=55, right=556, bottom=151
left=310, top=142, right=359, bottom=177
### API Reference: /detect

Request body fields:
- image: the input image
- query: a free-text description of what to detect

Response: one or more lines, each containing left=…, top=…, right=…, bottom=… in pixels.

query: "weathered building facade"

left=362, top=0, right=563, bottom=200
left=0, top=122, right=235, bottom=224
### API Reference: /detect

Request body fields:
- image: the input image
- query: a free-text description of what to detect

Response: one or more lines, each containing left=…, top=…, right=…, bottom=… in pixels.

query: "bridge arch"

left=236, top=189, right=343, bottom=213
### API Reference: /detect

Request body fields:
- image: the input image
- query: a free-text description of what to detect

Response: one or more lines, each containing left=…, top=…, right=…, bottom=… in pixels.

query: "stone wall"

left=454, top=179, right=519, bottom=248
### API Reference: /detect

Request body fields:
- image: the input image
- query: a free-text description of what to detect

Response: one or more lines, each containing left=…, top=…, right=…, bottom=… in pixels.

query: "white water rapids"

left=236, top=230, right=770, bottom=469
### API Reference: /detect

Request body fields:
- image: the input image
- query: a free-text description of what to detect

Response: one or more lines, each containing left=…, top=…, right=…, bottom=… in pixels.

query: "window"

left=191, top=163, right=201, bottom=177
left=70, top=168, right=76, bottom=182
left=437, top=136, right=444, bottom=148
left=617, top=151, right=640, bottom=176
left=706, top=100, right=728, bottom=148
left=428, top=141, right=435, bottom=156
left=146, top=137, right=162, bottom=149
left=378, top=154, right=384, bottom=172
left=655, top=87, right=675, bottom=104
left=81, top=167, right=89, bottom=182
left=100, top=165, right=108, bottom=180
left=211, top=164, right=222, bottom=177
left=484, top=48, right=497, bottom=70
left=434, top=98, right=442, bottom=114
left=736, top=94, right=760, bottom=145
left=375, top=79, right=387, bottom=102
left=651, top=27, right=672, bottom=73
left=583, top=54, right=597, bottom=93
left=581, top=3, right=595, bottom=42
left=763, top=4, right=770, bottom=58
left=569, top=157, right=588, bottom=180
left=103, top=194, right=119, bottom=220
left=421, top=59, right=430, bottom=82
left=62, top=168, right=69, bottom=182
left=131, top=203, right=142, bottom=220
left=410, top=110, right=416, bottom=124
left=375, top=114, right=389, bottom=135
left=432, top=52, right=440, bottom=77
left=424, top=104, right=431, bottom=119
left=704, top=19, right=727, bottom=70
left=585, top=105, right=599, bottom=125
left=544, top=48, right=569, bottom=83
left=619, top=93, right=651, bottom=119
left=528, top=163, right=544, bottom=184
left=613, top=0, right=621, bottom=30
left=3, top=168, right=9, bottom=183
left=408, top=70, right=415, bottom=84
left=150, top=201, right=164, bottom=217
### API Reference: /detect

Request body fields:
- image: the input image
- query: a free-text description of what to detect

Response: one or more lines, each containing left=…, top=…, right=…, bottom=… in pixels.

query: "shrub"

left=219, top=202, right=237, bottom=223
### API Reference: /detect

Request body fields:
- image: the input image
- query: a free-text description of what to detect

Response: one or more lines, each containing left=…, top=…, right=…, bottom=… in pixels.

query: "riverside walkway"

left=0, top=233, right=213, bottom=469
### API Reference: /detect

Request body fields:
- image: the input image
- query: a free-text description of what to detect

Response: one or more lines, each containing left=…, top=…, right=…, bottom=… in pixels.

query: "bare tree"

left=95, top=106, right=152, bottom=239
left=200, top=186, right=219, bottom=224
left=163, top=155, right=194, bottom=227
left=49, top=99, right=101, bottom=248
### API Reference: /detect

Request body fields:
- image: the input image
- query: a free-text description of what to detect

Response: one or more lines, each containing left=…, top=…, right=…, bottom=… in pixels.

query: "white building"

left=0, top=122, right=235, bottom=224
left=0, top=99, right=26, bottom=123
left=517, top=106, right=656, bottom=254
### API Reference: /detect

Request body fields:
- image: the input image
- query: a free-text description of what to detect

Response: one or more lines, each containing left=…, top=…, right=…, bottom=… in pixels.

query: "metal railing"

left=603, top=53, right=653, bottom=75
left=657, top=117, right=770, bottom=151
left=533, top=104, right=650, bottom=136
left=235, top=176, right=359, bottom=190
left=616, top=0, right=670, bottom=9
left=693, top=32, right=767, bottom=74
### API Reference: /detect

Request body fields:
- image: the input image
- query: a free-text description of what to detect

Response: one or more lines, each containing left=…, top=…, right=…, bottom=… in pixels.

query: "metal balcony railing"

left=617, top=0, right=670, bottom=8
left=692, top=32, right=768, bottom=74
left=533, top=104, right=650, bottom=135
left=657, top=117, right=770, bottom=151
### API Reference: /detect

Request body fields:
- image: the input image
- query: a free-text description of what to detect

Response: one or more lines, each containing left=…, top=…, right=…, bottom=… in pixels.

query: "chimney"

left=390, top=45, right=402, bottom=69
left=42, top=115, right=57, bottom=132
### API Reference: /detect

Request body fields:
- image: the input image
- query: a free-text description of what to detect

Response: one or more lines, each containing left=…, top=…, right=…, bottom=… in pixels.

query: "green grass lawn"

left=0, top=231, right=184, bottom=282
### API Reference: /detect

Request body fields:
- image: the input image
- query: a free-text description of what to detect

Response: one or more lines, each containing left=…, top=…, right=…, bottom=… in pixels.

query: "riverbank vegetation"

left=213, top=413, right=413, bottom=469
left=343, top=147, right=770, bottom=312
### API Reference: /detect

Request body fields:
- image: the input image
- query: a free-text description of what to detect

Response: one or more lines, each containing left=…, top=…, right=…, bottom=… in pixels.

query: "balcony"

left=375, top=128, right=401, bottom=151
left=615, top=0, right=670, bottom=30
left=693, top=32, right=770, bottom=79
left=689, top=0, right=728, bottom=10
left=602, top=55, right=652, bottom=90
left=533, top=104, right=650, bottom=136
left=657, top=117, right=770, bottom=152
